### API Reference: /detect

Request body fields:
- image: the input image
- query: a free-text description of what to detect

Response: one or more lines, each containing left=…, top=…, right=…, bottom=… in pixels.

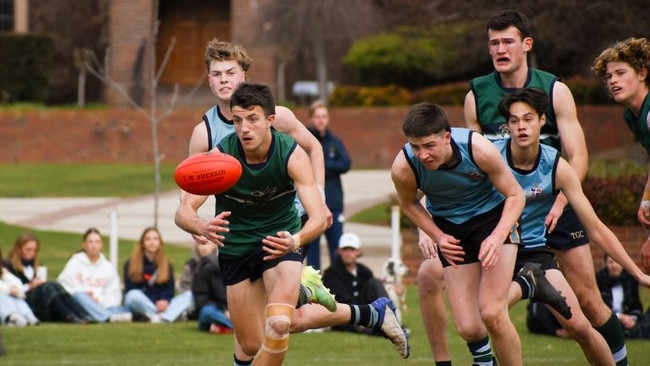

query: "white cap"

left=338, top=233, right=361, bottom=249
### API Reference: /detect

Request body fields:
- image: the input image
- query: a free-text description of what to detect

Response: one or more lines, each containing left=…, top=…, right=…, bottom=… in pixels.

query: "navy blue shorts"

left=513, top=248, right=558, bottom=280
left=434, top=202, right=522, bottom=267
left=545, top=207, right=589, bottom=250
left=219, top=246, right=304, bottom=286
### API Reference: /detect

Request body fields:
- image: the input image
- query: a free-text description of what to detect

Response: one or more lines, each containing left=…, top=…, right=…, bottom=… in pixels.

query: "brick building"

left=1, top=0, right=278, bottom=105
left=107, top=0, right=276, bottom=105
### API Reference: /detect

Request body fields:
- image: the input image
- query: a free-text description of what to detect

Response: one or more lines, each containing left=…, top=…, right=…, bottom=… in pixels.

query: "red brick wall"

left=0, top=105, right=638, bottom=166
left=107, top=0, right=155, bottom=106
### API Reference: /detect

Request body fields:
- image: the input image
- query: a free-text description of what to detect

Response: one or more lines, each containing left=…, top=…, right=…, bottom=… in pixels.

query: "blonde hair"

left=592, top=37, right=650, bottom=87
left=8, top=232, right=41, bottom=274
left=308, top=100, right=328, bottom=118
left=204, top=38, right=253, bottom=72
left=126, top=227, right=170, bottom=284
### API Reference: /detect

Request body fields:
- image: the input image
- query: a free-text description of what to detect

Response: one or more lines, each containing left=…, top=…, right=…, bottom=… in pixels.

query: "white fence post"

left=109, top=210, right=118, bottom=272
left=390, top=205, right=402, bottom=261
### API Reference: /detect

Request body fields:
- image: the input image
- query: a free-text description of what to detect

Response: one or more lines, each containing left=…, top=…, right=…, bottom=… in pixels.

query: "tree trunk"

left=313, top=33, right=328, bottom=103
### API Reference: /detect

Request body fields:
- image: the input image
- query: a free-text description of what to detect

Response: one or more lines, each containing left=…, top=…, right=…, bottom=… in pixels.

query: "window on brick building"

left=0, top=0, right=13, bottom=32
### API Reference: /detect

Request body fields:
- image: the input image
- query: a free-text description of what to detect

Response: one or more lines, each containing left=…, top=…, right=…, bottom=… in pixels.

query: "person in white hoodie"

left=0, top=248, right=39, bottom=326
left=57, top=228, right=132, bottom=323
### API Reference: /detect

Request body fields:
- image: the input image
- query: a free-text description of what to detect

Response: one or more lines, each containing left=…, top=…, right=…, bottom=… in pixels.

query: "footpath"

left=0, top=170, right=398, bottom=274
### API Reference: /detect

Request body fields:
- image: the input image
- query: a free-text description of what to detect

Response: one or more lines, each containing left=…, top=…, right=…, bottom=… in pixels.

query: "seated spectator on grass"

left=191, top=241, right=232, bottom=334
left=123, top=227, right=191, bottom=323
left=57, top=228, right=132, bottom=323
left=2, top=232, right=91, bottom=323
left=0, top=247, right=39, bottom=326
left=174, top=240, right=202, bottom=321
left=597, top=254, right=650, bottom=339
left=322, top=232, right=392, bottom=334
left=528, top=254, right=650, bottom=340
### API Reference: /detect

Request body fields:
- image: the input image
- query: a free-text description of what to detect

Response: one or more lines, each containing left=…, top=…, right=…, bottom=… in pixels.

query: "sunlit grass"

left=0, top=163, right=177, bottom=197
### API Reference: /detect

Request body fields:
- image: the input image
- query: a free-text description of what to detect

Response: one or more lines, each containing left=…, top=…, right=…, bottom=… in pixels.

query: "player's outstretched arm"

left=556, top=158, right=650, bottom=284
left=274, top=106, right=332, bottom=224
left=174, top=192, right=230, bottom=247
left=637, top=166, right=650, bottom=229
left=274, top=106, right=325, bottom=186
left=390, top=151, right=462, bottom=265
left=262, top=145, right=327, bottom=261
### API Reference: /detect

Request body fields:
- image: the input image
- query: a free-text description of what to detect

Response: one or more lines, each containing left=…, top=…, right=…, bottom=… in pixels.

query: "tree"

left=258, top=0, right=382, bottom=103
left=82, top=0, right=202, bottom=227
left=422, top=0, right=649, bottom=78
left=29, top=0, right=109, bottom=104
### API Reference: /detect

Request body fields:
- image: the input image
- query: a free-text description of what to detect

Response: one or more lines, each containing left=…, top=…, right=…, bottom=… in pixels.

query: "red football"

left=174, top=151, right=243, bottom=195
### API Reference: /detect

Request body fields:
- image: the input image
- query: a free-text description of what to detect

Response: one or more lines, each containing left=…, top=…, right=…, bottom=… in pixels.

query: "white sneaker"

left=303, top=327, right=327, bottom=333
left=147, top=314, right=163, bottom=324
left=7, top=313, right=28, bottom=327
left=109, top=312, right=133, bottom=323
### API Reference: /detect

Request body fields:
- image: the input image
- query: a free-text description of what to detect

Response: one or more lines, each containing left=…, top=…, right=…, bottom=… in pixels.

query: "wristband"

left=317, top=185, right=326, bottom=203
left=641, top=200, right=650, bottom=211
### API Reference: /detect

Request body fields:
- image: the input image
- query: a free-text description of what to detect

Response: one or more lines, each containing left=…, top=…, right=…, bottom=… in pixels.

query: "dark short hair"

left=402, top=102, right=451, bottom=138
left=498, top=87, right=548, bottom=119
left=487, top=9, right=532, bottom=39
left=230, top=82, right=276, bottom=117
left=83, top=227, right=101, bottom=241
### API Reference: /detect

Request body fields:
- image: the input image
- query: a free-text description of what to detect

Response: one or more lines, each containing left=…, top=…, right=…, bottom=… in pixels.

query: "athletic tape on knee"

left=262, top=303, right=294, bottom=354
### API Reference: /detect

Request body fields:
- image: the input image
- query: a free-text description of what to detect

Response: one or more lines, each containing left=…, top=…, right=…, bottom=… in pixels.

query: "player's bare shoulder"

left=272, top=106, right=301, bottom=134
left=469, top=131, right=504, bottom=172
left=189, top=121, right=210, bottom=155
left=390, top=151, right=414, bottom=186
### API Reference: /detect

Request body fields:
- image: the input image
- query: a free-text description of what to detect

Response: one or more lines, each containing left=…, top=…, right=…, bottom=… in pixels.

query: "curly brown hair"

left=592, top=37, right=650, bottom=87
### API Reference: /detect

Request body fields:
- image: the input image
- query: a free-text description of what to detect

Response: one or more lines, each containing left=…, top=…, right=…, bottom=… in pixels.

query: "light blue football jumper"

left=494, top=139, right=561, bottom=249
left=402, top=128, right=505, bottom=225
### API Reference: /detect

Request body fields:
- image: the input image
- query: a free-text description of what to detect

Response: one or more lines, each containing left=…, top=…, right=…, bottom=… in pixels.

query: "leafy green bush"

left=563, top=75, right=613, bottom=105
left=582, top=174, right=645, bottom=226
left=0, top=34, right=54, bottom=103
left=343, top=24, right=481, bottom=88
left=330, top=84, right=412, bottom=106
left=343, top=31, right=438, bottom=87
left=411, top=81, right=469, bottom=106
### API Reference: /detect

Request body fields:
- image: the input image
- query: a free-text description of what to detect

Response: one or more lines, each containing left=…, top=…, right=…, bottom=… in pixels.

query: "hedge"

left=0, top=34, right=54, bottom=103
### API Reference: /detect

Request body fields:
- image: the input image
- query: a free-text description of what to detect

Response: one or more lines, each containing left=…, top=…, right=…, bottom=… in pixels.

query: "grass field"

left=1, top=277, right=649, bottom=365
left=2, top=222, right=649, bottom=365
left=1, top=163, right=650, bottom=364
left=0, top=163, right=178, bottom=197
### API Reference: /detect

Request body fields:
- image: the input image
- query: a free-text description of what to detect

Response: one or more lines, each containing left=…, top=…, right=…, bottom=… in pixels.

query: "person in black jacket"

left=535, top=254, right=650, bottom=339
left=322, top=232, right=389, bottom=334
left=191, top=243, right=232, bottom=333
left=305, top=100, right=351, bottom=271
left=597, top=255, right=650, bottom=338
left=3, top=232, right=90, bottom=323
